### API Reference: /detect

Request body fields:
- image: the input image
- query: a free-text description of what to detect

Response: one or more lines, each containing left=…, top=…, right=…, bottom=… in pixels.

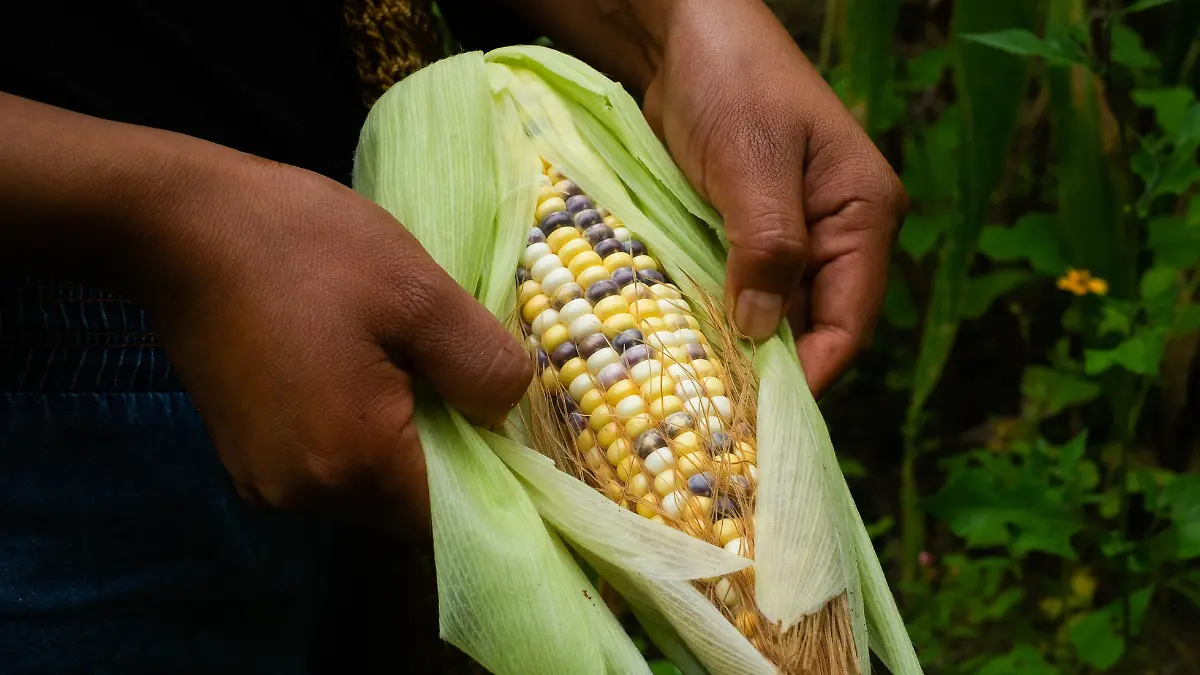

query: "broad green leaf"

left=1084, top=326, right=1169, bottom=376
left=977, top=644, right=1057, bottom=675
left=959, top=29, right=1088, bottom=67
left=978, top=213, right=1067, bottom=276
left=1131, top=87, right=1200, bottom=142
left=899, top=212, right=952, bottom=260
left=903, top=47, right=952, bottom=89
left=839, top=0, right=904, bottom=135
left=901, top=105, right=960, bottom=205
left=1155, top=143, right=1200, bottom=196
left=1098, top=300, right=1137, bottom=336
left=1111, top=24, right=1160, bottom=70
left=1068, top=586, right=1156, bottom=670
left=1174, top=304, right=1200, bottom=333
left=1161, top=474, right=1200, bottom=559
left=1020, top=366, right=1102, bottom=417
left=650, top=662, right=685, bottom=675
left=1146, top=215, right=1200, bottom=269
left=964, top=270, right=1031, bottom=319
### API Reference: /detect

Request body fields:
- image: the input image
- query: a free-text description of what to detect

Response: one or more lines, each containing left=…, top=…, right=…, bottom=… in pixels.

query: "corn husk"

left=353, top=47, right=921, bottom=675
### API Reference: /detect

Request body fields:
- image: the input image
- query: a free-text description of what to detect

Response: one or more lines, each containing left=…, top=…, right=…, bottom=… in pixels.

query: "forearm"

left=0, top=92, right=231, bottom=300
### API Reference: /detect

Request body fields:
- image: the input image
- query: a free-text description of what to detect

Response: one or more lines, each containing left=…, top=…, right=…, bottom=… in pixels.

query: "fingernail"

left=735, top=289, right=783, bottom=340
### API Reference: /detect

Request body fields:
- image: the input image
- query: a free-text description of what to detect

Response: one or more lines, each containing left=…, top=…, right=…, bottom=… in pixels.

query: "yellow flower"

left=1056, top=268, right=1107, bottom=296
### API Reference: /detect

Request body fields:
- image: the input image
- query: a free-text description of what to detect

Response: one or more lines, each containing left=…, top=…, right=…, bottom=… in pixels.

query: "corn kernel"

left=636, top=493, right=659, bottom=518
left=664, top=313, right=690, bottom=330
left=596, top=422, right=624, bottom=449
left=540, top=368, right=560, bottom=391
left=640, top=374, right=676, bottom=402
left=676, top=379, right=705, bottom=401
left=644, top=447, right=677, bottom=476
left=713, top=519, right=743, bottom=547
left=683, top=396, right=716, bottom=419
left=569, top=372, right=595, bottom=401
left=624, top=413, right=654, bottom=440
left=699, top=415, right=725, bottom=437
left=577, top=265, right=610, bottom=290
left=715, top=578, right=741, bottom=609
left=656, top=299, right=680, bottom=317
left=531, top=253, right=564, bottom=282
left=639, top=317, right=669, bottom=334
left=650, top=284, right=682, bottom=300
left=650, top=395, right=684, bottom=420
left=603, top=251, right=634, bottom=272
left=676, top=451, right=709, bottom=478
left=714, top=452, right=746, bottom=475
left=632, top=255, right=658, bottom=271
left=653, top=468, right=681, bottom=496
left=660, top=490, right=688, bottom=518
left=569, top=314, right=604, bottom=342
left=673, top=431, right=702, bottom=455
left=521, top=294, right=551, bottom=324
left=541, top=324, right=570, bottom=353
left=703, top=377, right=725, bottom=397
left=630, top=298, right=661, bottom=321
left=602, top=312, right=638, bottom=338
left=664, top=346, right=691, bottom=364
left=586, top=347, right=620, bottom=374
left=558, top=297, right=592, bottom=326
left=522, top=242, right=551, bottom=269
left=626, top=472, right=651, bottom=499
left=530, top=308, right=559, bottom=338
left=646, top=330, right=679, bottom=351
left=603, top=214, right=622, bottom=229
left=629, top=359, right=664, bottom=386
left=559, top=357, right=588, bottom=386
left=546, top=225, right=579, bottom=253
left=593, top=462, right=616, bottom=483
left=745, top=464, right=758, bottom=482
left=602, top=480, right=625, bottom=504
left=536, top=184, right=558, bottom=205
left=535, top=197, right=566, bottom=222
left=665, top=362, right=697, bottom=382
left=576, top=428, right=597, bottom=452
left=546, top=166, right=565, bottom=182
left=518, top=280, right=542, bottom=307
left=589, top=405, right=615, bottom=431
left=579, top=389, right=605, bottom=415
left=606, top=437, right=633, bottom=466
left=557, top=237, right=591, bottom=265
left=724, top=537, right=749, bottom=557
left=616, top=455, right=642, bottom=482
left=567, top=251, right=603, bottom=278
left=613, top=226, right=632, bottom=242
left=681, top=495, right=713, bottom=521
left=692, top=359, right=718, bottom=379
left=614, top=394, right=646, bottom=423
left=583, top=446, right=605, bottom=472
left=620, top=283, right=653, bottom=304
left=603, top=379, right=636, bottom=404
left=593, top=295, right=629, bottom=323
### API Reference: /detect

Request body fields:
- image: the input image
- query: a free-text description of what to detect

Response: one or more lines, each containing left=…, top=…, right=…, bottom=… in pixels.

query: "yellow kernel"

left=714, top=452, right=746, bottom=475
left=640, top=374, right=676, bottom=402
left=632, top=255, right=658, bottom=271
left=536, top=184, right=558, bottom=205
left=703, top=377, right=725, bottom=397
left=664, top=346, right=691, bottom=364
left=559, top=357, right=588, bottom=386
left=602, top=480, right=625, bottom=504
left=577, top=265, right=610, bottom=290
left=596, top=422, right=623, bottom=449
left=567, top=251, right=603, bottom=278
left=691, top=359, right=717, bottom=380
left=653, top=469, right=682, bottom=496
left=620, top=283, right=653, bottom=304
left=541, top=324, right=570, bottom=353
left=603, top=251, right=635, bottom=273
left=545, top=165, right=563, bottom=181
left=521, top=294, right=551, bottom=324
left=593, top=295, right=630, bottom=323
left=676, top=451, right=710, bottom=479
left=685, top=315, right=701, bottom=331
left=673, top=431, right=702, bottom=455
left=540, top=368, right=560, bottom=391
left=607, top=438, right=634, bottom=466
left=604, top=379, right=637, bottom=406
left=713, top=519, right=744, bottom=547
left=639, top=317, right=668, bottom=334
left=579, top=389, right=605, bottom=415
left=681, top=495, right=713, bottom=521
left=583, top=446, right=605, bottom=472
left=603, top=214, right=623, bottom=229
left=535, top=197, right=566, bottom=222
left=616, top=455, right=642, bottom=482
left=576, top=429, right=596, bottom=452
left=518, top=280, right=542, bottom=307
left=735, top=611, right=760, bottom=639
left=626, top=472, right=651, bottom=499
left=736, top=442, right=757, bottom=465
left=650, top=284, right=682, bottom=300
left=546, top=225, right=580, bottom=253
left=664, top=313, right=690, bottom=330
left=602, top=312, right=638, bottom=338
left=630, top=298, right=661, bottom=321
left=636, top=493, right=660, bottom=518
left=593, top=462, right=616, bottom=483
left=624, top=413, right=654, bottom=440
left=589, top=404, right=615, bottom=431
left=557, top=238, right=591, bottom=265
left=650, top=395, right=684, bottom=420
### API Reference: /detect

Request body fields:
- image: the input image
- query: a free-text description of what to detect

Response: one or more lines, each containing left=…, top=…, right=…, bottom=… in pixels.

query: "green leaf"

left=1147, top=215, right=1200, bottom=269
left=959, top=29, right=1088, bottom=67
left=1174, top=304, right=1200, bottom=334
left=904, top=47, right=952, bottom=89
left=964, top=270, right=1031, bottom=319
left=1132, top=87, right=1199, bottom=142
left=648, top=661, right=683, bottom=675
left=1084, top=326, right=1168, bottom=376
left=884, top=270, right=919, bottom=329
left=979, top=213, right=1066, bottom=276
left=1162, top=474, right=1200, bottom=559
left=1121, top=0, right=1178, bottom=14
left=977, top=644, right=1057, bottom=675
left=1069, top=586, right=1156, bottom=670
left=1156, top=144, right=1200, bottom=195
left=899, top=212, right=952, bottom=259
left=839, top=0, right=904, bottom=135
left=1098, top=300, right=1137, bottom=336
left=1021, top=367, right=1102, bottom=417
left=1111, top=24, right=1160, bottom=70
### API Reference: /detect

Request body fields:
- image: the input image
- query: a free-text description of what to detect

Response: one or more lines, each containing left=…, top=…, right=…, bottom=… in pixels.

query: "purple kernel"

left=622, top=344, right=651, bottom=368
left=594, top=237, right=623, bottom=259
left=584, top=223, right=615, bottom=245
left=558, top=181, right=583, bottom=197
left=686, top=343, right=709, bottom=360
left=516, top=267, right=530, bottom=285
left=528, top=228, right=546, bottom=244
left=552, top=283, right=584, bottom=309
left=712, top=495, right=740, bottom=520
left=708, top=432, right=734, bottom=455
left=611, top=328, right=644, bottom=353
left=624, top=239, right=647, bottom=256
left=638, top=269, right=666, bottom=284
left=585, top=279, right=620, bottom=303
left=539, top=210, right=572, bottom=234
left=550, top=341, right=579, bottom=369
left=577, top=333, right=610, bottom=360
left=728, top=475, right=752, bottom=493
left=610, top=266, right=636, bottom=287
left=566, top=194, right=594, bottom=214
left=536, top=348, right=550, bottom=371
left=561, top=395, right=579, bottom=414
left=635, top=429, right=668, bottom=459
left=597, top=363, right=628, bottom=390
left=574, top=209, right=603, bottom=228
left=687, top=472, right=715, bottom=497
left=568, top=411, right=587, bottom=434
left=662, top=412, right=694, bottom=438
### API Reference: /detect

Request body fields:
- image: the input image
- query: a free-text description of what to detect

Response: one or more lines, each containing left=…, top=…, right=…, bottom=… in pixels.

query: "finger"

left=375, top=238, right=534, bottom=427
left=703, top=117, right=810, bottom=342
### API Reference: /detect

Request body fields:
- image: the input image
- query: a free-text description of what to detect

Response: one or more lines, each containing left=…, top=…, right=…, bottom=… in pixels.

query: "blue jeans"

left=0, top=277, right=329, bottom=674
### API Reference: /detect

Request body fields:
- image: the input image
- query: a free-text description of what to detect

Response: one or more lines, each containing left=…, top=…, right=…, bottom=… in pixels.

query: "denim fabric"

left=0, top=277, right=330, bottom=674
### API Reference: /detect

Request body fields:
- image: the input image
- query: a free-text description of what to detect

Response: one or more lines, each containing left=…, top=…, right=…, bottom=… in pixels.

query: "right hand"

left=141, top=154, right=533, bottom=531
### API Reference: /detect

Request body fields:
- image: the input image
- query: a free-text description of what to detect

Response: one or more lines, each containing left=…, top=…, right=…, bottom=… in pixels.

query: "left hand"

left=638, top=0, right=907, bottom=397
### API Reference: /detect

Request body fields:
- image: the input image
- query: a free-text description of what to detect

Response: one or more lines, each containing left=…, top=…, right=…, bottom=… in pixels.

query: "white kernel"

left=715, top=578, right=741, bottom=608
left=700, top=415, right=725, bottom=437
left=746, top=464, right=758, bottom=482
left=666, top=363, right=697, bottom=382
left=724, top=537, right=749, bottom=557
left=657, top=299, right=681, bottom=316
left=597, top=206, right=610, bottom=218
left=531, top=309, right=559, bottom=338
left=675, top=379, right=705, bottom=400
left=629, top=359, right=664, bottom=386
left=521, top=242, right=551, bottom=269
left=660, top=489, right=688, bottom=518
left=569, top=373, right=595, bottom=401
left=646, top=330, right=679, bottom=351
left=614, top=395, right=647, bottom=422
left=538, top=173, right=553, bottom=188
left=586, top=347, right=621, bottom=374
left=644, top=446, right=677, bottom=475
left=540, top=267, right=575, bottom=296
left=613, top=227, right=632, bottom=242
left=665, top=314, right=690, bottom=330
left=569, top=314, right=604, bottom=342
left=711, top=395, right=733, bottom=421
left=559, top=298, right=594, bottom=326
left=651, top=284, right=683, bottom=300
left=531, top=253, right=564, bottom=282
left=683, top=396, right=715, bottom=419
left=674, top=329, right=702, bottom=345
left=663, top=298, right=691, bottom=313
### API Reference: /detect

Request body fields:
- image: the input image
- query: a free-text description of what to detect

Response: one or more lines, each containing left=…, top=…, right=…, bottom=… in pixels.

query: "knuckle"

left=733, top=216, right=808, bottom=267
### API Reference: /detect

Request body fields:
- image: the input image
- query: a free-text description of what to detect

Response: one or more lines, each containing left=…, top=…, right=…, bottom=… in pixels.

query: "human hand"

left=640, top=0, right=907, bottom=397
left=139, top=154, right=533, bottom=530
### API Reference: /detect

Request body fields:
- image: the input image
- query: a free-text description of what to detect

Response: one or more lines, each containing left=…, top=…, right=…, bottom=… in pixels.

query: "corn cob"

left=516, top=160, right=768, bottom=644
